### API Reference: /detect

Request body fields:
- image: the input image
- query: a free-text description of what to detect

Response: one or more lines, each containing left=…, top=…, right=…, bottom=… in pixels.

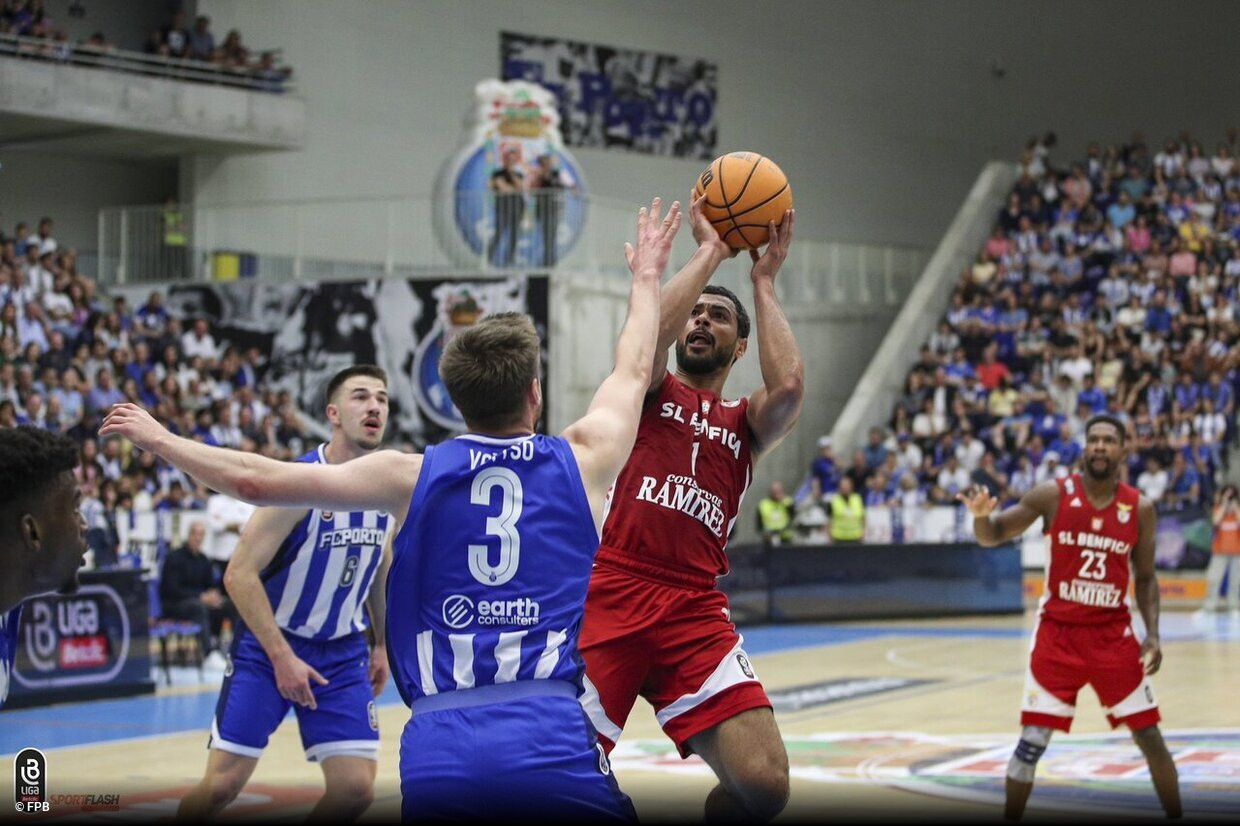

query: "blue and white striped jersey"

left=387, top=434, right=600, bottom=706
left=261, top=445, right=393, bottom=641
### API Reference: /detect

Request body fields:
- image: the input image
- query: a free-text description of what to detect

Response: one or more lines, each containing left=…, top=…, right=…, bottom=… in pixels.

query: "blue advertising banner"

left=501, top=31, right=718, bottom=160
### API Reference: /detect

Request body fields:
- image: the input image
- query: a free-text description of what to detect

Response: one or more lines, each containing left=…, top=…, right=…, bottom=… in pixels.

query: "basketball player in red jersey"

left=960, top=415, right=1181, bottom=820
left=579, top=195, right=802, bottom=822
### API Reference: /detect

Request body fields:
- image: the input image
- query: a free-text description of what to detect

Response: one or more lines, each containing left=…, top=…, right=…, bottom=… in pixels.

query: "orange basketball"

left=693, top=151, right=793, bottom=249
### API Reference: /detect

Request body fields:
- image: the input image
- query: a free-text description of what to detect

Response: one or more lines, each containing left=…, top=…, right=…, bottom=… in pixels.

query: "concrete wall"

left=191, top=0, right=1240, bottom=249
left=0, top=151, right=175, bottom=261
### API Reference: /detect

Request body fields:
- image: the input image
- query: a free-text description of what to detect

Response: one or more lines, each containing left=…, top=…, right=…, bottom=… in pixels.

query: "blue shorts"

left=399, top=682, right=635, bottom=822
left=211, top=629, right=379, bottom=762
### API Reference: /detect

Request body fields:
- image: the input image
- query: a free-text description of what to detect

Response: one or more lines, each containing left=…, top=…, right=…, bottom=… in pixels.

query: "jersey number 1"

left=469, top=466, right=523, bottom=586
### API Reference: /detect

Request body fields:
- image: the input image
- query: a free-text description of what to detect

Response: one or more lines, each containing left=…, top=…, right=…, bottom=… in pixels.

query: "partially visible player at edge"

left=958, top=414, right=1181, bottom=820
left=176, top=365, right=395, bottom=823
left=579, top=194, right=802, bottom=821
left=0, top=427, right=87, bottom=709
left=101, top=196, right=682, bottom=820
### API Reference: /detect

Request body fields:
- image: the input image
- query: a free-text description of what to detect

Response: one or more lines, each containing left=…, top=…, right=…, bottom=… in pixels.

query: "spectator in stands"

left=86, top=367, right=123, bottom=415
left=486, top=145, right=525, bottom=267
left=204, top=490, right=254, bottom=581
left=844, top=449, right=871, bottom=492
left=810, top=436, right=839, bottom=495
left=862, top=426, right=888, bottom=470
left=827, top=477, right=864, bottom=544
left=76, top=31, right=115, bottom=59
left=181, top=318, right=217, bottom=361
left=757, top=482, right=795, bottom=547
left=188, top=15, right=214, bottom=61
left=27, top=217, right=55, bottom=256
left=1203, top=484, right=1240, bottom=614
left=1165, top=453, right=1201, bottom=510
left=792, top=479, right=829, bottom=544
left=528, top=153, right=574, bottom=267
left=159, top=521, right=237, bottom=660
left=143, top=28, right=170, bottom=58
left=160, top=9, right=190, bottom=58
left=936, top=455, right=971, bottom=499
left=253, top=50, right=291, bottom=93
left=1137, top=456, right=1170, bottom=505
left=134, top=291, right=170, bottom=341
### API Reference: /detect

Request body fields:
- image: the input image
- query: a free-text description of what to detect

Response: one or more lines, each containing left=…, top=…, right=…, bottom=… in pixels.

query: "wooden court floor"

left=2, top=610, right=1238, bottom=822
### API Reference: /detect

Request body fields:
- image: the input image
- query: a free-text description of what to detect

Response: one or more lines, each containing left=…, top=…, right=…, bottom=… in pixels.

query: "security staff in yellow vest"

left=828, top=476, right=865, bottom=543
left=161, top=196, right=188, bottom=280
left=757, top=481, right=796, bottom=546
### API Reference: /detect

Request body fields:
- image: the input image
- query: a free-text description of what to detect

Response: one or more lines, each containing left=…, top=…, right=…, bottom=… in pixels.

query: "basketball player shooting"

left=958, top=414, right=1181, bottom=820
left=101, top=196, right=682, bottom=820
left=578, top=196, right=802, bottom=822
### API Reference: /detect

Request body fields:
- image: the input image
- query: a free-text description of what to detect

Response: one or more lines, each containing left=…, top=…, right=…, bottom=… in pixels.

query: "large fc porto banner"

left=501, top=31, right=718, bottom=160
left=114, top=276, right=548, bottom=447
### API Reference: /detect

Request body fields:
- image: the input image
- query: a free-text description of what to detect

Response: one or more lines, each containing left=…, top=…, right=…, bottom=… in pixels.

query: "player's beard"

left=674, top=340, right=734, bottom=376
left=1084, top=455, right=1114, bottom=481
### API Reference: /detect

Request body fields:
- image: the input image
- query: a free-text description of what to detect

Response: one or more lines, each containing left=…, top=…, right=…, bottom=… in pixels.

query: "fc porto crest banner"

left=434, top=79, right=587, bottom=268
left=500, top=31, right=718, bottom=160
left=113, top=276, right=549, bottom=447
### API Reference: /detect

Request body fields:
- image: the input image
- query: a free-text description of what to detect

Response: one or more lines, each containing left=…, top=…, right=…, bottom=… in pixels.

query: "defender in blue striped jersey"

left=103, top=196, right=683, bottom=820
left=0, top=427, right=86, bottom=709
left=176, top=366, right=394, bottom=823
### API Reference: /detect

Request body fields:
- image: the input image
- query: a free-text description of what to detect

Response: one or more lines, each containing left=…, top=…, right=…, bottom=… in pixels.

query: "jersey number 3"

left=469, top=466, right=523, bottom=586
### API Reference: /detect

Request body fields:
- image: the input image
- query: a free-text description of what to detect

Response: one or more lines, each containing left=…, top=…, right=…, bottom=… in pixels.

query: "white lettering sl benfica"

left=1055, top=531, right=1133, bottom=555
left=659, top=403, right=742, bottom=459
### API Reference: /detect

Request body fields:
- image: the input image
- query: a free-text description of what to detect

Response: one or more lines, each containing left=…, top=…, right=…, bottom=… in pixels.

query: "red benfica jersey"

left=597, top=372, right=753, bottom=587
left=1042, top=474, right=1140, bottom=624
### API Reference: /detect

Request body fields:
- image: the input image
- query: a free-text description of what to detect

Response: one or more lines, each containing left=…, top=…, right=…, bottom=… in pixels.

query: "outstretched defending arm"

left=566, top=197, right=681, bottom=520
left=100, top=403, right=417, bottom=523
left=745, top=211, right=804, bottom=456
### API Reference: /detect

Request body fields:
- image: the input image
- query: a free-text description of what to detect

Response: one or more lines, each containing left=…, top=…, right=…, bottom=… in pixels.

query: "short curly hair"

left=0, top=427, right=78, bottom=508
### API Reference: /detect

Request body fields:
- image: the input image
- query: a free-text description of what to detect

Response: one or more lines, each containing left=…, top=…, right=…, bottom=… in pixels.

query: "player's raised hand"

left=624, top=196, right=682, bottom=280
left=99, top=402, right=169, bottom=453
left=689, top=191, right=736, bottom=260
left=749, top=208, right=795, bottom=284
left=956, top=483, right=999, bottom=519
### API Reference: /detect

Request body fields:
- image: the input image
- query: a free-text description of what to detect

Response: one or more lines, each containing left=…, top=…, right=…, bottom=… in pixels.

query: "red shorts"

left=1021, top=615, right=1160, bottom=732
left=578, top=562, right=770, bottom=758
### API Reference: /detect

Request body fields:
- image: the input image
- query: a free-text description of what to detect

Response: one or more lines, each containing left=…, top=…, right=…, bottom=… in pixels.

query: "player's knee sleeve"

left=1006, top=725, right=1052, bottom=783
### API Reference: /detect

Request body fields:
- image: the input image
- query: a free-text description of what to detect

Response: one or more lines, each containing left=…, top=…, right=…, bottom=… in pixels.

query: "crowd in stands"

left=0, top=213, right=314, bottom=579
left=0, top=1, right=292, bottom=92
left=797, top=131, right=1240, bottom=527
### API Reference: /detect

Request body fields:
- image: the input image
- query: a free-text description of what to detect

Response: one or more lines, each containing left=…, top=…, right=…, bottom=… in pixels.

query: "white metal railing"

left=97, top=194, right=929, bottom=306
left=0, top=31, right=294, bottom=93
